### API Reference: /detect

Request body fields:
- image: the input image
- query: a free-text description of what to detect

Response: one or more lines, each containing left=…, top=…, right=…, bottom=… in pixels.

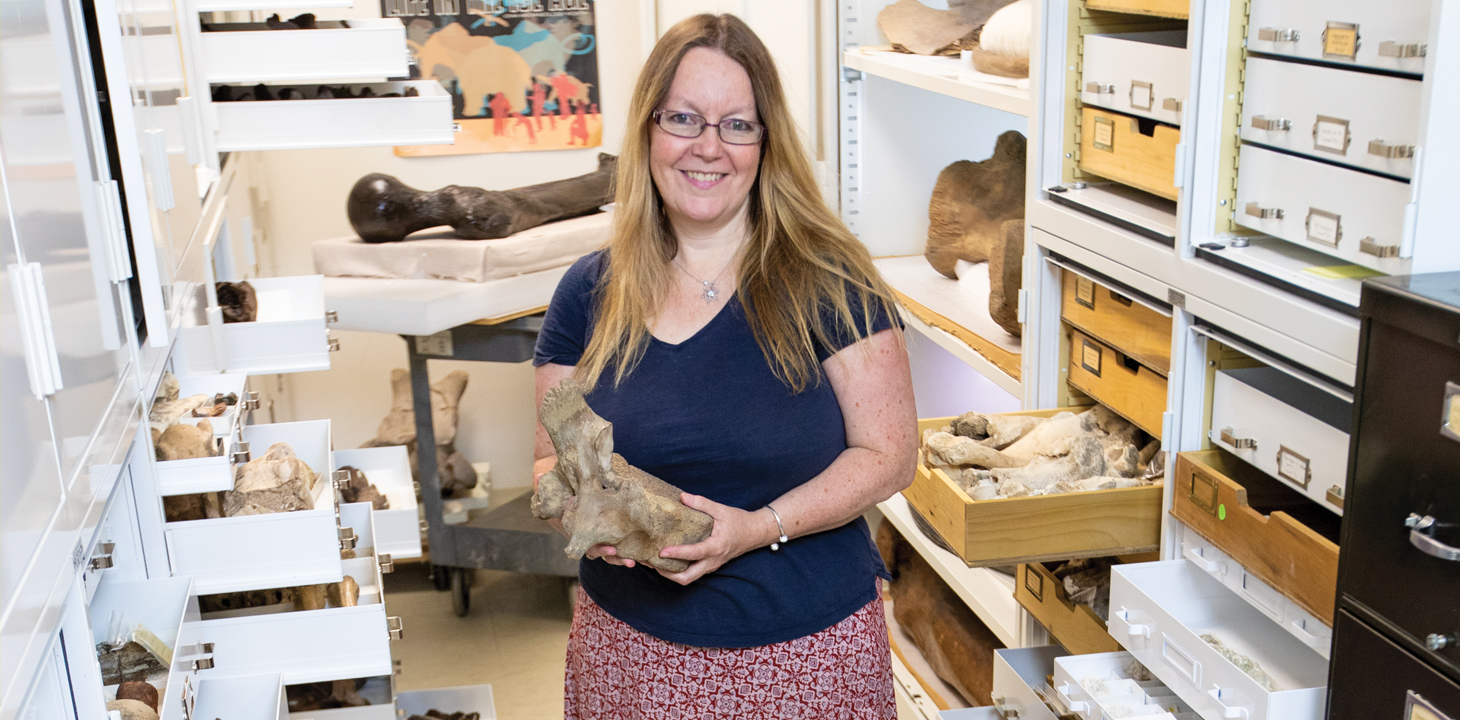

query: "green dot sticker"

left=1218, top=504, right=1227, bottom=520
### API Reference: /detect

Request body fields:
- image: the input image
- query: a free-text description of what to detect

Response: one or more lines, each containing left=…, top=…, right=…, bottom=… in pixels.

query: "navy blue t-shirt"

left=532, top=250, right=894, bottom=648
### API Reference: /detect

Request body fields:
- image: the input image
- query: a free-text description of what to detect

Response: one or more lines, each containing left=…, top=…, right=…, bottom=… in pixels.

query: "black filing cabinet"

left=1330, top=272, right=1460, bottom=719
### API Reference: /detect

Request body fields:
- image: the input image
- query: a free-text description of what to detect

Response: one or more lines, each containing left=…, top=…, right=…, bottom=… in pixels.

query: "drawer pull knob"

left=1250, top=115, right=1291, bottom=132
left=1257, top=27, right=1300, bottom=42
left=339, top=526, right=359, bottom=550
left=1359, top=237, right=1400, bottom=258
left=992, top=696, right=1019, bottom=718
left=243, top=390, right=260, bottom=411
left=1162, top=97, right=1182, bottom=112
left=388, top=615, right=405, bottom=640
left=1379, top=41, right=1427, bottom=58
left=1085, top=82, right=1115, bottom=94
left=325, top=310, right=339, bottom=323
left=1427, top=633, right=1457, bottom=650
left=1220, top=428, right=1257, bottom=450
left=230, top=441, right=251, bottom=465
left=328, top=336, right=342, bottom=352
left=379, top=553, right=394, bottom=574
left=1208, top=688, right=1251, bottom=719
left=1407, top=514, right=1460, bottom=561
left=1326, top=485, right=1347, bottom=509
left=1368, top=139, right=1415, bottom=158
left=1244, top=203, right=1282, bottom=221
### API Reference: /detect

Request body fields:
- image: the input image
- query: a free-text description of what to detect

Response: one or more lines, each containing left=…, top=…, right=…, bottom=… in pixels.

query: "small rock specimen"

left=336, top=465, right=389, bottom=510
left=361, top=369, right=476, bottom=496
left=531, top=380, right=712, bottom=573
left=154, top=419, right=217, bottom=461
left=346, top=153, right=616, bottom=243
left=117, top=681, right=160, bottom=712
left=107, top=699, right=158, bottom=720
left=192, top=392, right=239, bottom=417
left=294, top=584, right=328, bottom=611
left=97, top=619, right=172, bottom=685
left=926, top=131, right=1026, bottom=335
left=216, top=281, right=258, bottom=323
left=327, top=576, right=360, bottom=607
left=225, top=442, right=316, bottom=516
left=1202, top=633, right=1278, bottom=691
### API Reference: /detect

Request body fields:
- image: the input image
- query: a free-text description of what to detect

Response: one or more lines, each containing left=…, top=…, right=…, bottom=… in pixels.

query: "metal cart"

left=403, top=314, right=577, bottom=616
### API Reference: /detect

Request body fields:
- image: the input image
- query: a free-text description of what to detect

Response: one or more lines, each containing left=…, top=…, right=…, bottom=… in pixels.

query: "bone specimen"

left=347, top=154, right=616, bottom=243
left=154, top=371, right=179, bottom=405
left=117, top=681, right=160, bottom=712
left=409, top=711, right=481, bottom=720
left=531, top=380, right=712, bottom=573
left=97, top=618, right=172, bottom=685
left=224, top=442, right=316, bottom=516
left=199, top=588, right=289, bottom=614
left=216, top=280, right=258, bottom=323
left=107, top=699, right=159, bottom=720
left=926, top=132, right=1026, bottom=336
left=153, top=420, right=217, bottom=461
left=294, top=585, right=328, bottom=611
left=192, top=392, right=239, bottom=417
left=163, top=494, right=207, bottom=522
left=328, top=576, right=360, bottom=607
left=150, top=393, right=210, bottom=432
left=923, top=406, right=1158, bottom=499
left=336, top=465, right=389, bottom=510
left=878, top=0, right=1020, bottom=56
left=1051, top=557, right=1116, bottom=620
left=361, top=369, right=476, bottom=496
left=287, top=680, right=371, bottom=712
left=266, top=12, right=318, bottom=29
left=965, top=0, right=1032, bottom=77
left=1202, top=633, right=1278, bottom=691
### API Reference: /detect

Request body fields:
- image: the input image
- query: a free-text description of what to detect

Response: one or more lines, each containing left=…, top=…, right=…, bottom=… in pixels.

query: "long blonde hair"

left=578, top=13, right=899, bottom=392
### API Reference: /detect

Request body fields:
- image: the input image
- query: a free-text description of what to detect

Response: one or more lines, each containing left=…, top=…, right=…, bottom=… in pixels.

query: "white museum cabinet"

left=212, top=81, right=456, bottom=152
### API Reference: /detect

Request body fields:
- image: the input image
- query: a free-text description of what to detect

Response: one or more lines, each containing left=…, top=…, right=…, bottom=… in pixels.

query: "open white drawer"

left=338, top=502, right=380, bottom=562
left=333, top=447, right=421, bottom=559
left=1053, top=651, right=1197, bottom=720
left=166, top=420, right=344, bottom=594
left=1177, top=525, right=1333, bottom=659
left=396, top=684, right=497, bottom=719
left=194, top=0, right=350, bottom=11
left=201, top=19, right=408, bottom=83
left=90, top=575, right=194, bottom=711
left=289, top=703, right=395, bottom=719
left=161, top=672, right=287, bottom=720
left=993, top=646, right=1068, bottom=720
left=181, top=275, right=334, bottom=375
left=212, top=80, right=454, bottom=151
left=190, top=556, right=395, bottom=685
left=1109, top=561, right=1329, bottom=720
left=156, top=372, right=250, bottom=496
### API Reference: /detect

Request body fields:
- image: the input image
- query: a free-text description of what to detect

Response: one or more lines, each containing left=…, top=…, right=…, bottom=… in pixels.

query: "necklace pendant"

left=702, top=281, right=718, bottom=303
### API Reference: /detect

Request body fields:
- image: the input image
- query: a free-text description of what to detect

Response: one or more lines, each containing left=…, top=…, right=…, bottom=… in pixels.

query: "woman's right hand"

left=585, top=544, right=636, bottom=568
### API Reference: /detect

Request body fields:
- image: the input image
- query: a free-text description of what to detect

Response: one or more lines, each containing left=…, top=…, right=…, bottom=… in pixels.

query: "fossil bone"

left=150, top=393, right=211, bottom=432
left=153, top=419, right=217, bottom=462
left=531, top=380, right=712, bottom=573
left=877, top=0, right=1020, bottom=56
left=347, top=154, right=616, bottom=243
left=361, top=369, right=476, bottom=496
left=225, top=442, right=316, bottom=516
left=117, top=681, right=160, bottom=713
left=107, top=699, right=159, bottom=720
left=336, top=465, right=389, bottom=510
left=328, top=576, right=360, bottom=607
left=216, top=281, right=258, bottom=323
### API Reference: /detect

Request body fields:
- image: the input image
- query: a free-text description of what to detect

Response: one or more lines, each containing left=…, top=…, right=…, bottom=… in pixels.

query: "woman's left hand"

left=656, top=493, right=771, bottom=586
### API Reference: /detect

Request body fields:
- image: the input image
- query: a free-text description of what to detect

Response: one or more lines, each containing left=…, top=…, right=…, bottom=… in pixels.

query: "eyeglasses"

left=652, top=110, right=765, bottom=145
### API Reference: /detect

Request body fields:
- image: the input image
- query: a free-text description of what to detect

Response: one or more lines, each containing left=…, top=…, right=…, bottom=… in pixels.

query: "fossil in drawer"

left=336, top=465, right=389, bottom=510
left=211, top=83, right=421, bottom=102
left=215, top=280, right=258, bottom=323
left=408, top=711, right=482, bottom=720
left=106, top=699, right=158, bottom=720
left=117, top=681, right=159, bottom=713
left=923, top=405, right=1161, bottom=498
left=346, top=153, right=617, bottom=243
left=97, top=616, right=173, bottom=685
left=361, top=368, right=476, bottom=496
left=877, top=0, right=1021, bottom=56
left=925, top=131, right=1027, bottom=336
left=530, top=379, right=712, bottom=573
left=224, top=441, right=317, bottom=516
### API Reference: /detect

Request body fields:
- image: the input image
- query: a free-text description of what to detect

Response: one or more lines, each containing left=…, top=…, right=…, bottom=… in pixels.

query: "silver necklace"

left=672, top=253, right=736, bottom=304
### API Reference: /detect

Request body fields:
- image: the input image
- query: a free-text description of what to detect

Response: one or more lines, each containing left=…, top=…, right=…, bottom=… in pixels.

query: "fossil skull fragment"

left=531, top=380, right=712, bottom=573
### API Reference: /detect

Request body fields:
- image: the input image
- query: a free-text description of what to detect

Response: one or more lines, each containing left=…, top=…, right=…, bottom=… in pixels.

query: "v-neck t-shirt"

left=532, top=250, right=893, bottom=648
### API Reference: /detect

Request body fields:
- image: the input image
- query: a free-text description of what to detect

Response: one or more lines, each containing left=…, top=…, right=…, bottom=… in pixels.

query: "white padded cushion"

left=980, top=0, right=1033, bottom=58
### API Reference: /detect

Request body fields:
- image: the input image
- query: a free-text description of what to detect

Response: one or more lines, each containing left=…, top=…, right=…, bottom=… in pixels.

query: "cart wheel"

left=431, top=565, right=450, bottom=591
left=450, top=567, right=470, bottom=617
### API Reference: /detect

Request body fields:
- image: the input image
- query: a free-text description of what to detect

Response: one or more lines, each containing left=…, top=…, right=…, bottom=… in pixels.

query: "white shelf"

left=878, top=494, right=1021, bottom=647
left=844, top=48, right=1031, bottom=117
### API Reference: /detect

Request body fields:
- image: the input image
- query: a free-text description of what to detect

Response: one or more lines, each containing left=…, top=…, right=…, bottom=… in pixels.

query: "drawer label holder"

left=1188, top=467, right=1219, bottom=516
left=1408, top=690, right=1456, bottom=720
left=1322, top=21, right=1360, bottom=60
left=1305, top=208, right=1343, bottom=247
left=1023, top=566, right=1044, bottom=602
left=1313, top=115, right=1352, bottom=154
left=1130, top=80, right=1154, bottom=111
left=1092, top=115, right=1115, bottom=152
left=1277, top=445, right=1313, bottom=489
left=1081, top=338, right=1103, bottom=376
left=1075, top=276, right=1097, bottom=309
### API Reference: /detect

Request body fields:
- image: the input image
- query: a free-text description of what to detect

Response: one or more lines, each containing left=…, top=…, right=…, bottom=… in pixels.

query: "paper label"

left=1407, top=691, right=1454, bottom=720
left=1093, top=116, right=1115, bottom=151
left=1081, top=339, right=1103, bottom=376
left=1306, top=210, right=1342, bottom=247
left=1323, top=23, right=1359, bottom=59
left=1277, top=446, right=1311, bottom=488
left=414, top=330, right=454, bottom=356
left=1075, top=276, right=1097, bottom=309
left=1314, top=118, right=1350, bottom=154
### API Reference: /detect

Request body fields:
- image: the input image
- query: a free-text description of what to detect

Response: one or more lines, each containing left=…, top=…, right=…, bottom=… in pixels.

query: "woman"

left=533, top=13, right=917, bottom=718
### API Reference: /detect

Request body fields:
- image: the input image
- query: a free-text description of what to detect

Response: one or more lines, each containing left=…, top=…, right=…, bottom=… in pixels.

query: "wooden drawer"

left=180, top=275, right=333, bottom=375
left=201, top=19, right=407, bottom=83
left=1172, top=451, right=1340, bottom=626
left=212, top=81, right=453, bottom=152
left=1060, top=270, right=1172, bottom=375
left=1084, top=0, right=1188, bottom=19
left=1210, top=366, right=1351, bottom=514
left=1052, top=651, right=1196, bottom=719
left=1242, top=57, right=1422, bottom=179
left=1247, top=0, right=1429, bottom=76
left=909, top=411, right=1162, bottom=567
left=1109, top=562, right=1329, bottom=720
left=1015, top=563, right=1121, bottom=655
left=1067, top=329, right=1168, bottom=438
left=333, top=447, right=421, bottom=559
left=1234, top=143, right=1411, bottom=274
left=992, top=647, right=1067, bottom=720
left=1081, top=31, right=1189, bottom=126
left=1078, top=106, right=1179, bottom=200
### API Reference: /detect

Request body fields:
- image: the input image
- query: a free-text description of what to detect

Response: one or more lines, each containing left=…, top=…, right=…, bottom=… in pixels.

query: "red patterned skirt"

left=564, top=590, right=895, bottom=720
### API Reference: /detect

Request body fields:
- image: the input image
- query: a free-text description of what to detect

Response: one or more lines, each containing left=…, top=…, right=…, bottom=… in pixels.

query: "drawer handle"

left=1243, top=203, right=1282, bottom=221
left=378, top=553, right=394, bottom=574
left=1406, top=514, right=1460, bottom=561
left=1085, top=82, right=1115, bottom=94
left=1379, top=41, right=1427, bottom=58
left=1250, top=115, right=1291, bottom=132
left=992, top=696, right=1020, bottom=719
left=387, top=615, right=405, bottom=640
left=1368, top=139, right=1416, bottom=158
left=1162, top=97, right=1182, bottom=112
left=1257, top=27, right=1300, bottom=42
left=1219, top=428, right=1256, bottom=450
left=243, top=390, right=260, bottom=412
left=329, top=336, right=342, bottom=352
left=1184, top=545, right=1227, bottom=575
left=1208, top=687, right=1251, bottom=719
left=1288, top=618, right=1330, bottom=649
left=1054, top=684, right=1087, bottom=713
left=1161, top=634, right=1200, bottom=686
left=325, top=310, right=339, bottom=323
left=1359, top=237, right=1400, bottom=258
left=230, top=440, right=252, bottom=465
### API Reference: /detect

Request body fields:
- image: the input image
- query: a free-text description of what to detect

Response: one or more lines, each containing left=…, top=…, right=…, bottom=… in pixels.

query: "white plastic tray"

left=181, top=275, right=333, bottom=375
left=155, top=372, right=248, bottom=496
left=333, top=447, right=421, bottom=559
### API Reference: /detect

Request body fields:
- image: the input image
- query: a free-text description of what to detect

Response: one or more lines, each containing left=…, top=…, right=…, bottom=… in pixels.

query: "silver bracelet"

left=765, top=504, right=789, bottom=551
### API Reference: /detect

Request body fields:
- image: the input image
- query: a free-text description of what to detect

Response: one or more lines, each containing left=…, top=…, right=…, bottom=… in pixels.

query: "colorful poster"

left=386, top=0, right=601, bottom=156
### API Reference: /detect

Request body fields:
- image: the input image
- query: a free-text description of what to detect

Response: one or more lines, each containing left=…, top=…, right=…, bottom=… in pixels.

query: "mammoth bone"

left=530, top=380, right=712, bottom=573
left=347, top=153, right=617, bottom=243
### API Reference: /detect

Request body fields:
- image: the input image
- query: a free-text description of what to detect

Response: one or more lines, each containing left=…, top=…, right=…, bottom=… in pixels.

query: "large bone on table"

left=347, top=153, right=617, bottom=243
left=530, top=379, right=712, bottom=573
